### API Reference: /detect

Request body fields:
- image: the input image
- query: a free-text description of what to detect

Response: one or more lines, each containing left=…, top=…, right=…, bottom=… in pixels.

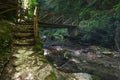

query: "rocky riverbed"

left=0, top=42, right=119, bottom=80
left=0, top=45, right=94, bottom=80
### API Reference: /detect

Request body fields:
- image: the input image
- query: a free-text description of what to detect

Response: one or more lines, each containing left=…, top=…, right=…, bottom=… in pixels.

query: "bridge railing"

left=38, top=12, right=80, bottom=26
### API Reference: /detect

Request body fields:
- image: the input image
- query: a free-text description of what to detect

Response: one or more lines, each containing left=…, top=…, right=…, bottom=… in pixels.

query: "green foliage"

left=113, top=3, right=120, bottom=11
left=0, top=20, right=12, bottom=53
left=113, top=3, right=120, bottom=18
left=40, top=28, right=67, bottom=41
left=38, top=0, right=120, bottom=48
left=33, top=39, right=43, bottom=55
left=77, top=12, right=119, bottom=47
left=28, top=0, right=38, bottom=17
left=29, top=0, right=37, bottom=7
left=38, top=0, right=120, bottom=18
left=79, top=8, right=91, bottom=20
left=0, top=20, right=12, bottom=72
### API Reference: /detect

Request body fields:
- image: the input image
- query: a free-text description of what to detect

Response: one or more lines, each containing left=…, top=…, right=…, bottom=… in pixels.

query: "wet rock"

left=102, top=51, right=113, bottom=55
left=72, top=73, right=92, bottom=80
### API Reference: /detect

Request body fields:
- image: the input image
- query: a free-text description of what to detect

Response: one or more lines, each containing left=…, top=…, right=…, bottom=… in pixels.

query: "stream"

left=42, top=36, right=120, bottom=80
left=0, top=36, right=120, bottom=80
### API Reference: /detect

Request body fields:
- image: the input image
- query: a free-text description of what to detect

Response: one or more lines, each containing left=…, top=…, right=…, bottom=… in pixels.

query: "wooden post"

left=33, top=7, right=37, bottom=44
left=68, top=27, right=78, bottom=38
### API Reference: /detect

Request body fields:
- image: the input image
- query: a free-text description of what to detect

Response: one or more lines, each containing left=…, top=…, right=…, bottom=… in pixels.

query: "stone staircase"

left=13, top=24, right=35, bottom=46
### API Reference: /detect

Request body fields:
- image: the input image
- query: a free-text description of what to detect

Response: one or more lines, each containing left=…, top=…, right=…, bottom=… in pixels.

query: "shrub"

left=77, top=13, right=119, bottom=48
left=40, top=28, right=68, bottom=41
left=0, top=20, right=12, bottom=53
left=33, top=39, right=43, bottom=55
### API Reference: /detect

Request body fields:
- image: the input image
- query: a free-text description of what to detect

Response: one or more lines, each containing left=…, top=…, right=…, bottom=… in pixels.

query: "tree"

left=0, top=0, right=17, bottom=20
left=17, top=0, right=37, bottom=22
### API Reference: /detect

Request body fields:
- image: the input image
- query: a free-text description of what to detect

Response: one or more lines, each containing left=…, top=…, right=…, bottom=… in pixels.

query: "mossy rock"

left=63, top=50, right=71, bottom=59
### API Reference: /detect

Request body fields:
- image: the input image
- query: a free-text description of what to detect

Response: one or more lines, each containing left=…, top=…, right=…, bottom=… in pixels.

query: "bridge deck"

left=39, top=22, right=77, bottom=28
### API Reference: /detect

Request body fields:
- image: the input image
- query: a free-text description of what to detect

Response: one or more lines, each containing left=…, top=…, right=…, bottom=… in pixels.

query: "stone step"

left=13, top=24, right=34, bottom=33
left=14, top=38, right=35, bottom=43
left=15, top=24, right=33, bottom=27
left=13, top=29, right=34, bottom=33
left=13, top=42, right=35, bottom=46
left=12, top=24, right=35, bottom=46
left=13, top=26, right=34, bottom=31
left=14, top=33, right=34, bottom=38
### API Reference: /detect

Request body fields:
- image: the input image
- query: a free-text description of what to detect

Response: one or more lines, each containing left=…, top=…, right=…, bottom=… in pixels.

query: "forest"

left=0, top=0, right=120, bottom=80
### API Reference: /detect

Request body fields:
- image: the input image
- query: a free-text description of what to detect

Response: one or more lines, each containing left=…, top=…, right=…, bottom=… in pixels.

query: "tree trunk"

left=17, top=0, right=29, bottom=22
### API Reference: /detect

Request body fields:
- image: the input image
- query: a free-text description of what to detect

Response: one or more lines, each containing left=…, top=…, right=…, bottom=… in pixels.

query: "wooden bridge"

left=38, top=11, right=79, bottom=39
left=13, top=8, right=79, bottom=46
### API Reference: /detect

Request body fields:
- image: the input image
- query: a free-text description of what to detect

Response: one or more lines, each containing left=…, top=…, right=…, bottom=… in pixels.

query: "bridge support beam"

left=68, top=27, right=78, bottom=38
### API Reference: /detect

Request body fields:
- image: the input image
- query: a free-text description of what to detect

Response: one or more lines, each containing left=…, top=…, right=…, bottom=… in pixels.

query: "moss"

left=33, top=39, right=43, bottom=55
left=44, top=71, right=57, bottom=80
